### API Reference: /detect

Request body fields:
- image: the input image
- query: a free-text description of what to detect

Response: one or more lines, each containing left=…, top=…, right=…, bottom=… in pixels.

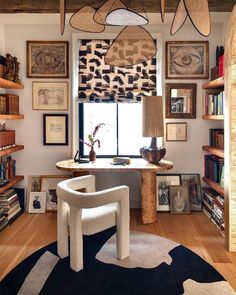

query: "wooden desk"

left=56, top=158, right=173, bottom=224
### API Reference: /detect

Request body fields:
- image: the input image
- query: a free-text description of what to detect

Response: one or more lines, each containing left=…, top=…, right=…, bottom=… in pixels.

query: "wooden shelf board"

left=202, top=115, right=224, bottom=120
left=0, top=114, right=24, bottom=120
left=0, top=176, right=24, bottom=194
left=202, top=145, right=224, bottom=158
left=202, top=177, right=224, bottom=196
left=203, top=77, right=224, bottom=89
left=0, top=78, right=24, bottom=89
left=0, top=145, right=24, bottom=157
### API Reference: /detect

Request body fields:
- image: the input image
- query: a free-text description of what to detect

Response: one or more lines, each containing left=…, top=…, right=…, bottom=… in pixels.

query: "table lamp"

left=140, top=96, right=166, bottom=164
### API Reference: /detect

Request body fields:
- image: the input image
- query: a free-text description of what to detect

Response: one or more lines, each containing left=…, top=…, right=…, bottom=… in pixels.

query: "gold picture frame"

left=32, top=82, right=68, bottom=110
left=165, top=41, right=209, bottom=79
left=27, top=41, right=69, bottom=78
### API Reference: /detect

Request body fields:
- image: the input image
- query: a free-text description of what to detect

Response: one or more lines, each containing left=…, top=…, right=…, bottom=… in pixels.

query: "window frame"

left=72, top=32, right=163, bottom=157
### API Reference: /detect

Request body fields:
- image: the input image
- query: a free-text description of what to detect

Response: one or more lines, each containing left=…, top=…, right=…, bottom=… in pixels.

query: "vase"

left=89, top=147, right=96, bottom=162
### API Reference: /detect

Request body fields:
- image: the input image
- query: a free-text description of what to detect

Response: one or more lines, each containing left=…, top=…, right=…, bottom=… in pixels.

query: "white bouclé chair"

left=57, top=175, right=130, bottom=272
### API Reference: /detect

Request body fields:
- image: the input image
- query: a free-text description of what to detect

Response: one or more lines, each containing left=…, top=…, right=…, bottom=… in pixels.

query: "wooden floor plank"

left=0, top=211, right=236, bottom=291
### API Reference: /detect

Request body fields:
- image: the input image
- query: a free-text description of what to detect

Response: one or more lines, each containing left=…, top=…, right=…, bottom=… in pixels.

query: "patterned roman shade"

left=78, top=40, right=157, bottom=102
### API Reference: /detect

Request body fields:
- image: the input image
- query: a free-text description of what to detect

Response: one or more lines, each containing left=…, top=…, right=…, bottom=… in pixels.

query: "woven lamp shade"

left=142, top=96, right=164, bottom=137
left=105, top=26, right=156, bottom=66
left=160, top=0, right=165, bottom=22
left=171, top=0, right=187, bottom=35
left=185, top=0, right=210, bottom=36
left=60, top=0, right=66, bottom=35
left=94, top=0, right=127, bottom=25
left=69, top=6, right=105, bottom=33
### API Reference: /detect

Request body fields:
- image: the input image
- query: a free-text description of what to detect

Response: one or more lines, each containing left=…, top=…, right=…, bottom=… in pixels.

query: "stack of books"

left=0, top=188, right=22, bottom=224
left=202, top=187, right=224, bottom=234
left=0, top=205, right=8, bottom=231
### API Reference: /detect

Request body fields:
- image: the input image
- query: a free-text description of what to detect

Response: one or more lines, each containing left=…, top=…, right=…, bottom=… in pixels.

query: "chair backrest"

left=57, top=175, right=95, bottom=207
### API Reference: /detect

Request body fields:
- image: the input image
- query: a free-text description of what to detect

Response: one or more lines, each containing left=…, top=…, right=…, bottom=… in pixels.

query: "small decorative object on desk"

left=112, top=157, right=131, bottom=165
left=80, top=123, right=105, bottom=162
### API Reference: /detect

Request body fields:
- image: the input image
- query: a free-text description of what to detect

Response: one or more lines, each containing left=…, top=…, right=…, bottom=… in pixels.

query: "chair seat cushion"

left=82, top=203, right=117, bottom=235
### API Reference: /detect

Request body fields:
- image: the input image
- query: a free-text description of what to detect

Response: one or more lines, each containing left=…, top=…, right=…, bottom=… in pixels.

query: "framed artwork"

left=169, top=185, right=190, bottom=214
left=180, top=174, right=202, bottom=211
left=165, top=83, right=196, bottom=119
left=32, top=82, right=68, bottom=110
left=28, top=192, right=46, bottom=213
left=156, top=174, right=181, bottom=211
left=166, top=122, right=187, bottom=142
left=165, top=41, right=209, bottom=79
left=43, top=114, right=68, bottom=145
left=28, top=175, right=41, bottom=192
left=40, top=175, right=69, bottom=212
left=26, top=41, right=69, bottom=78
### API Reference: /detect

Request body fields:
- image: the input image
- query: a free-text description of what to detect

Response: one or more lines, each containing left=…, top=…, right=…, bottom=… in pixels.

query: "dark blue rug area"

left=0, top=228, right=234, bottom=295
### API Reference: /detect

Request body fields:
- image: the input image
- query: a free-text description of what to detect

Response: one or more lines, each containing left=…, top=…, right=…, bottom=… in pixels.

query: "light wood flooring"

left=0, top=210, right=236, bottom=291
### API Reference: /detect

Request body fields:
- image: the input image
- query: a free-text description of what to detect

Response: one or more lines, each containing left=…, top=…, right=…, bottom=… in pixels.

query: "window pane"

left=118, top=104, right=150, bottom=155
left=82, top=103, right=117, bottom=156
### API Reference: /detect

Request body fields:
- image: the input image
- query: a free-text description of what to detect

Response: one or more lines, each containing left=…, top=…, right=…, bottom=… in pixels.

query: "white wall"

left=1, top=13, right=229, bottom=207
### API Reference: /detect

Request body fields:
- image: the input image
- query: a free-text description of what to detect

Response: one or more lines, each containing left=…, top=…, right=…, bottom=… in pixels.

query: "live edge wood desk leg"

left=141, top=171, right=157, bottom=224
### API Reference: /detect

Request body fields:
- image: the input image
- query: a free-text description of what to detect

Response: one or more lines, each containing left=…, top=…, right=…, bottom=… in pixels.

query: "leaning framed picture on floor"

left=28, top=192, right=46, bottom=213
left=169, top=185, right=190, bottom=214
left=156, top=174, right=181, bottom=211
left=40, top=175, right=70, bottom=212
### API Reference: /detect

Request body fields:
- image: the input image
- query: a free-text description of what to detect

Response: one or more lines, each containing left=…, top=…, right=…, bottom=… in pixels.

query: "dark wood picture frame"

left=165, top=83, right=196, bottom=119
left=166, top=122, right=187, bottom=142
left=165, top=41, right=209, bottom=79
left=27, top=41, right=69, bottom=78
left=43, top=114, right=68, bottom=146
left=180, top=174, right=202, bottom=212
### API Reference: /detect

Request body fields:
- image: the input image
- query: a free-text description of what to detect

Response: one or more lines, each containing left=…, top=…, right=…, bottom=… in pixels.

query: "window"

left=79, top=103, right=152, bottom=157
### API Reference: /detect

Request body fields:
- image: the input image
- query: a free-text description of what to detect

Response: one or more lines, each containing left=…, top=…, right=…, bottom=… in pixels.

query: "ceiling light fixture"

left=94, top=0, right=127, bottom=25
left=104, top=26, right=156, bottom=67
left=69, top=6, right=105, bottom=33
left=171, top=0, right=211, bottom=36
left=60, top=0, right=66, bottom=35
left=106, top=8, right=148, bottom=26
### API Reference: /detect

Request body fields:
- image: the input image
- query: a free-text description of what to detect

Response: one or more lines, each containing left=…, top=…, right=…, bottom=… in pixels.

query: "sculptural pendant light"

left=60, top=0, right=66, bottom=35
left=106, top=8, right=148, bottom=26
left=69, top=6, right=105, bottom=33
left=171, top=0, right=211, bottom=37
left=104, top=26, right=156, bottom=66
left=94, top=0, right=127, bottom=25
left=160, top=0, right=165, bottom=22
left=94, top=0, right=149, bottom=26
left=171, top=0, right=188, bottom=35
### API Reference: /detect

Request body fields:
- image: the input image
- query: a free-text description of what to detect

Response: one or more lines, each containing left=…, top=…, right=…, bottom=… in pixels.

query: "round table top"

left=56, top=158, right=173, bottom=173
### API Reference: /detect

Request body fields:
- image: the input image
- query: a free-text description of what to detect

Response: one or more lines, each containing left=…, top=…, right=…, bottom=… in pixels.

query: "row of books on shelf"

left=0, top=155, right=16, bottom=181
left=0, top=188, right=23, bottom=231
left=202, top=187, right=224, bottom=234
left=204, top=91, right=224, bottom=115
left=204, top=155, right=224, bottom=188
left=209, top=128, right=224, bottom=149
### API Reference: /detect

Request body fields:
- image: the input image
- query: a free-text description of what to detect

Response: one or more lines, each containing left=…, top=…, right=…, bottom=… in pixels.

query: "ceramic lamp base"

left=140, top=137, right=166, bottom=164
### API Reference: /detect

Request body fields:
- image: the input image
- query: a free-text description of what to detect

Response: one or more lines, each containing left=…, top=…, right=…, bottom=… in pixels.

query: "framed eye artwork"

left=165, top=41, right=209, bottom=79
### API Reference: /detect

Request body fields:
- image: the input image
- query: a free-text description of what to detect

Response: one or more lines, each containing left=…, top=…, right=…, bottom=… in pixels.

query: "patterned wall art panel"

left=78, top=40, right=157, bottom=102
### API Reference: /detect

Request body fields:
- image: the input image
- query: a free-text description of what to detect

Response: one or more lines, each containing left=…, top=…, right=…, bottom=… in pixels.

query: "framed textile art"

left=78, top=39, right=157, bottom=102
left=27, top=41, right=69, bottom=78
left=165, top=41, right=209, bottom=79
